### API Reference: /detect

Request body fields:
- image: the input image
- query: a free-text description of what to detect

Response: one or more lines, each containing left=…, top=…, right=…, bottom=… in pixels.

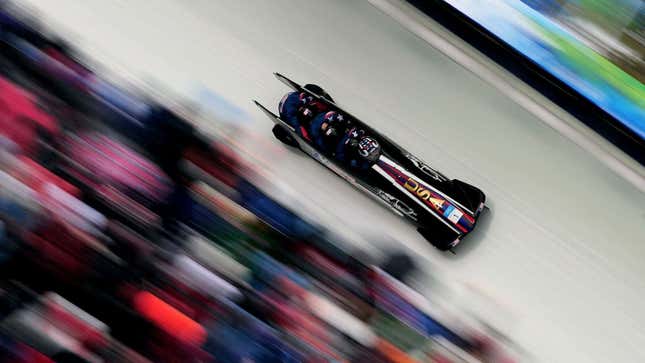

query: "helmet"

left=321, top=111, right=346, bottom=138
left=297, top=105, right=316, bottom=124
left=298, top=92, right=314, bottom=106
left=323, top=124, right=338, bottom=138
left=357, top=136, right=380, bottom=163
left=323, top=111, right=346, bottom=129
left=343, top=128, right=364, bottom=151
left=347, top=127, right=364, bottom=141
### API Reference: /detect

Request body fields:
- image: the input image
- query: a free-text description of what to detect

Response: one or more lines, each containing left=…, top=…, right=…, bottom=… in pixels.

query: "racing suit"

left=278, top=91, right=327, bottom=139
left=308, top=111, right=347, bottom=154
left=334, top=128, right=373, bottom=170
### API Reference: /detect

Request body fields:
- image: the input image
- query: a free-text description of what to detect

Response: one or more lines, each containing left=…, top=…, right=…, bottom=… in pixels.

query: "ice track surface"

left=20, top=0, right=645, bottom=362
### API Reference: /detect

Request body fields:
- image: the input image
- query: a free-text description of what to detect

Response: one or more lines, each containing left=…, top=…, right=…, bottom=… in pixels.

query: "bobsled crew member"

left=260, top=74, right=487, bottom=251
left=309, top=110, right=348, bottom=153
left=335, top=128, right=381, bottom=170
left=278, top=90, right=327, bottom=139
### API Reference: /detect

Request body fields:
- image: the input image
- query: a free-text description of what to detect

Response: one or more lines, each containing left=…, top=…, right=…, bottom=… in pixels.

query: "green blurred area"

left=533, top=22, right=645, bottom=107
left=539, top=0, right=644, bottom=83
left=565, top=0, right=642, bottom=34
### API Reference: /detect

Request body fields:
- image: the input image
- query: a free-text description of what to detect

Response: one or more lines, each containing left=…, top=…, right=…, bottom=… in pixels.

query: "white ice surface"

left=17, top=0, right=645, bottom=362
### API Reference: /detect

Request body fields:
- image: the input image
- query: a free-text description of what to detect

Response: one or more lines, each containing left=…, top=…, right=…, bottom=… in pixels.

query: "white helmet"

left=357, top=136, right=380, bottom=163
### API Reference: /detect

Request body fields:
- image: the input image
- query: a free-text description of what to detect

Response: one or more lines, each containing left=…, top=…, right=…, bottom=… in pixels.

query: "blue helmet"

left=324, top=111, right=345, bottom=125
left=298, top=92, right=314, bottom=106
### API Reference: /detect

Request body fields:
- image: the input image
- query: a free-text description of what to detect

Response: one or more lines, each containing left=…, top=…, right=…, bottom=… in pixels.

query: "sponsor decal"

left=429, top=197, right=444, bottom=210
left=443, top=205, right=455, bottom=218
left=404, top=176, right=465, bottom=227
left=446, top=207, right=463, bottom=224
left=379, top=161, right=471, bottom=231
left=404, top=178, right=446, bottom=213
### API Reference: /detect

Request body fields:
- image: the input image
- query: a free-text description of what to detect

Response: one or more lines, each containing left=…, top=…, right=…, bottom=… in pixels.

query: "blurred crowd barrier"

left=437, top=0, right=644, bottom=141
left=0, top=3, right=525, bottom=362
left=521, top=0, right=643, bottom=76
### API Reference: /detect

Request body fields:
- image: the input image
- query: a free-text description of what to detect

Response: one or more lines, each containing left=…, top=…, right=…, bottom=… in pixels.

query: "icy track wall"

left=0, top=4, right=525, bottom=363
